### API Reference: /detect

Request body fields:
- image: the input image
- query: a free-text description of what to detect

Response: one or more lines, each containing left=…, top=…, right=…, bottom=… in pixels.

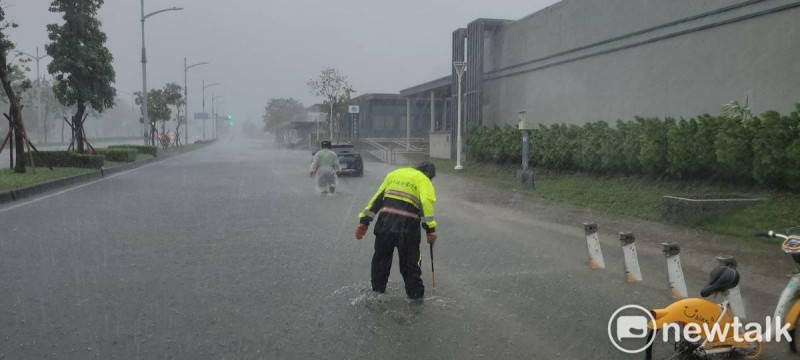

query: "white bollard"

left=662, top=242, right=688, bottom=299
left=620, top=233, right=642, bottom=282
left=584, top=223, right=605, bottom=270
left=717, top=256, right=747, bottom=319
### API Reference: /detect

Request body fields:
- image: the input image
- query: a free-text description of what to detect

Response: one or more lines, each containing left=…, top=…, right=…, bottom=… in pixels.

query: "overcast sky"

left=7, top=0, right=558, bottom=123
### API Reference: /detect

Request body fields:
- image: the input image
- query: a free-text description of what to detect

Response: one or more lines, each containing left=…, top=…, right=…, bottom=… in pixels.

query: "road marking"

left=0, top=156, right=166, bottom=214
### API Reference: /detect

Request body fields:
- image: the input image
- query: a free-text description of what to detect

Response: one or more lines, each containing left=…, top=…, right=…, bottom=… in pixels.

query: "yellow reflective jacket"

left=359, top=167, right=437, bottom=232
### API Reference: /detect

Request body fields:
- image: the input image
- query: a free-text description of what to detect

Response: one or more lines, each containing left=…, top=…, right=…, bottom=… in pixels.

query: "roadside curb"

left=0, top=144, right=208, bottom=206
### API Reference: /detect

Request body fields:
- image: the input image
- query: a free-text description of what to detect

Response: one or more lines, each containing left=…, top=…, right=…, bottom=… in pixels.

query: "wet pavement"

left=0, top=138, right=794, bottom=359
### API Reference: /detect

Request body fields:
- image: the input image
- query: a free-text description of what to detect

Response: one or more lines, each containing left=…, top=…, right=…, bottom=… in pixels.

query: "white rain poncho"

left=310, top=148, right=342, bottom=193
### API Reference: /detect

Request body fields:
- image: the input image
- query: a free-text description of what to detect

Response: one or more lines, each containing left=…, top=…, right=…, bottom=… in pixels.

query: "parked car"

left=312, top=142, right=364, bottom=177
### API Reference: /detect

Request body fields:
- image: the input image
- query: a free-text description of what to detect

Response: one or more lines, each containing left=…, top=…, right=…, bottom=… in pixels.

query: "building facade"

left=450, top=0, right=800, bottom=128
left=351, top=93, right=431, bottom=138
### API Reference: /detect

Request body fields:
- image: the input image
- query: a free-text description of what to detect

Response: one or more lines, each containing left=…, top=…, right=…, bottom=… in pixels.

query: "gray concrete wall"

left=481, top=0, right=800, bottom=126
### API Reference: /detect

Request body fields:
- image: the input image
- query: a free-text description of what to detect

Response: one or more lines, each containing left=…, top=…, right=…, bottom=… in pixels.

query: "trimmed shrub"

left=693, top=114, right=721, bottom=177
left=108, top=144, right=156, bottom=156
left=714, top=116, right=754, bottom=181
left=617, top=120, right=642, bottom=174
left=71, top=153, right=106, bottom=169
left=96, top=148, right=138, bottom=163
left=750, top=110, right=800, bottom=187
left=465, top=102, right=800, bottom=191
left=23, top=151, right=105, bottom=169
left=599, top=124, right=624, bottom=173
left=666, top=118, right=701, bottom=178
left=500, top=124, right=521, bottom=163
left=637, top=117, right=669, bottom=177
left=529, top=126, right=545, bottom=167
left=577, top=121, right=610, bottom=173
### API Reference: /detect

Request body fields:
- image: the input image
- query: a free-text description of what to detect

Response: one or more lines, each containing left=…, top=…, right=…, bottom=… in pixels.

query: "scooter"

left=644, top=227, right=800, bottom=359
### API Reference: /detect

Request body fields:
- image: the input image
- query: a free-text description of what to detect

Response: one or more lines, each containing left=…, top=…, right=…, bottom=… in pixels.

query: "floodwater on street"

left=0, top=139, right=794, bottom=359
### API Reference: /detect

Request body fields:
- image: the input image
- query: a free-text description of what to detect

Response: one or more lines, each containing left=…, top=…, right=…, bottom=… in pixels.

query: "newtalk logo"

left=607, top=305, right=791, bottom=354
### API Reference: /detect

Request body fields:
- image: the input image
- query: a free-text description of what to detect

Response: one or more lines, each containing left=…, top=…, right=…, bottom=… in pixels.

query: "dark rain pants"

left=371, top=227, right=424, bottom=299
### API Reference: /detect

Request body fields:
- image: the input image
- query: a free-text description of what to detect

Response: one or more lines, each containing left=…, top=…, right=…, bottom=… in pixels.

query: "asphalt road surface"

left=0, top=138, right=794, bottom=359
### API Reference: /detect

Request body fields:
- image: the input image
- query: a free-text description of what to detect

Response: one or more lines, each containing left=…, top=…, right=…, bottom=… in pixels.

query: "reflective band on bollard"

left=620, top=233, right=642, bottom=282
left=717, top=255, right=747, bottom=319
left=662, top=242, right=688, bottom=299
left=584, top=223, right=605, bottom=270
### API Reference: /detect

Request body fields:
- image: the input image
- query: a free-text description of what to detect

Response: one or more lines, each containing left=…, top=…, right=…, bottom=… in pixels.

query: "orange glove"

left=427, top=232, right=438, bottom=246
left=309, top=171, right=315, bottom=178
left=355, top=224, right=368, bottom=240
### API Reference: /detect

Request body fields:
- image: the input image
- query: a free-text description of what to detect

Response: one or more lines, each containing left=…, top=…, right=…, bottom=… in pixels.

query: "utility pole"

left=454, top=61, right=466, bottom=170
left=141, top=1, right=183, bottom=145
left=212, top=94, right=224, bottom=140
left=184, top=58, right=208, bottom=145
left=202, top=81, right=219, bottom=140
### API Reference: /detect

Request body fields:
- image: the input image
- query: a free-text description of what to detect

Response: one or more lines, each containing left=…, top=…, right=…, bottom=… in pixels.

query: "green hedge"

left=22, top=151, right=105, bottom=169
left=95, top=148, right=138, bottom=163
left=467, top=104, right=800, bottom=191
left=108, top=144, right=156, bottom=156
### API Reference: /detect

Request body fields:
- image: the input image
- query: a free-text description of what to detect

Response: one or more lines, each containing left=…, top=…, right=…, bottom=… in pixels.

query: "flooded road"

left=0, top=139, right=792, bottom=359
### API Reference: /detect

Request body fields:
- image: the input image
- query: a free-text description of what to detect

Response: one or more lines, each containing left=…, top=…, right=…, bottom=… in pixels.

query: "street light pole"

left=17, top=47, right=50, bottom=143
left=141, top=1, right=183, bottom=145
left=184, top=58, right=209, bottom=145
left=216, top=100, right=227, bottom=139
left=212, top=94, right=224, bottom=140
left=202, top=81, right=219, bottom=140
left=453, top=61, right=466, bottom=170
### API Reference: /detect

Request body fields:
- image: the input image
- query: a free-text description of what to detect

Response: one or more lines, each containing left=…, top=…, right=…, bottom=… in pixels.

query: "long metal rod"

left=140, top=2, right=183, bottom=146
left=211, top=92, right=215, bottom=140
left=198, top=80, right=206, bottom=140
left=184, top=60, right=209, bottom=145
left=430, top=243, right=435, bottom=288
left=212, top=95, right=224, bottom=140
left=141, top=0, right=149, bottom=145
left=202, top=82, right=219, bottom=140
left=455, top=71, right=463, bottom=170
left=184, top=57, right=188, bottom=145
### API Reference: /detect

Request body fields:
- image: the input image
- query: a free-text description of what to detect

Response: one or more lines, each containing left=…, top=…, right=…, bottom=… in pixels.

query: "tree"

left=134, top=88, right=170, bottom=146
left=46, top=0, right=116, bottom=153
left=0, top=4, right=32, bottom=173
left=161, top=82, right=183, bottom=145
left=262, top=97, right=305, bottom=132
left=307, top=68, right=354, bottom=139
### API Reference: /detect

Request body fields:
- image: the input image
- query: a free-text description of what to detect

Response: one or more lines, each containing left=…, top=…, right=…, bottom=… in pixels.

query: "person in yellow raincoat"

left=355, top=162, right=437, bottom=300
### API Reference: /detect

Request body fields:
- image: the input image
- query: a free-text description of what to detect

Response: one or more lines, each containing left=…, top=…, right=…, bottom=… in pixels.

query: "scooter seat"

left=700, top=265, right=740, bottom=297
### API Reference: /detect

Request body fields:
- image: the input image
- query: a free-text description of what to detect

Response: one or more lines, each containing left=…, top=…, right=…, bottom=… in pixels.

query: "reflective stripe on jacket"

left=359, top=167, right=437, bottom=232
